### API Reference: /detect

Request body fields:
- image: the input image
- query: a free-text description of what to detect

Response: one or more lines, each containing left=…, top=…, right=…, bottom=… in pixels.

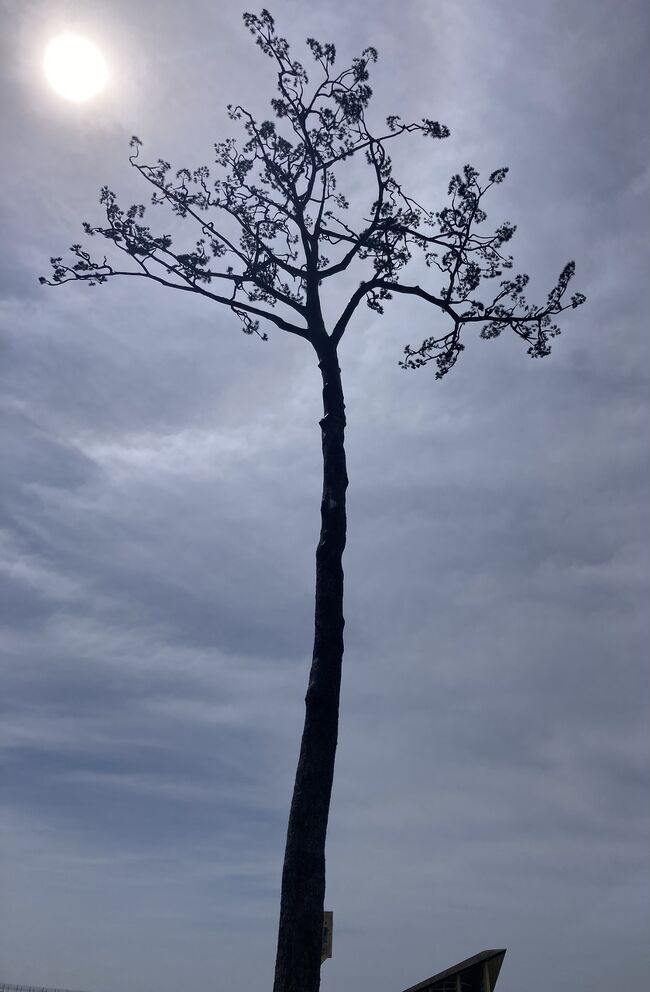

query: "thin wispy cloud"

left=1, top=2, right=648, bottom=991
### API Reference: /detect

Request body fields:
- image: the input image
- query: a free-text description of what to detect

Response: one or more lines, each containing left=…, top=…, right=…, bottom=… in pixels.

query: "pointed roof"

left=399, top=948, right=506, bottom=992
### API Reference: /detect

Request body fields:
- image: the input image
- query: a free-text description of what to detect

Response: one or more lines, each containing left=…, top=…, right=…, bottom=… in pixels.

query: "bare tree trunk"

left=273, top=339, right=348, bottom=992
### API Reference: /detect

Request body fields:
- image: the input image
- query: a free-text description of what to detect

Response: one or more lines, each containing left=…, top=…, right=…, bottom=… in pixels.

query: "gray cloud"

left=1, top=1, right=649, bottom=991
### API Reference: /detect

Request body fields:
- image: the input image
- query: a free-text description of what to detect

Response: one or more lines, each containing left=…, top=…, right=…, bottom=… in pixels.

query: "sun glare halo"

left=44, top=33, right=108, bottom=102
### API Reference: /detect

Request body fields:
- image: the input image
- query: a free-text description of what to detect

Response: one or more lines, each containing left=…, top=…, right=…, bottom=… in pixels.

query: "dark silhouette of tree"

left=42, top=10, right=585, bottom=992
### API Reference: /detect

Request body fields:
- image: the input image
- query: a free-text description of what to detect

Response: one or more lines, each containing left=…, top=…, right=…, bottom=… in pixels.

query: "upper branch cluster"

left=42, top=7, right=584, bottom=370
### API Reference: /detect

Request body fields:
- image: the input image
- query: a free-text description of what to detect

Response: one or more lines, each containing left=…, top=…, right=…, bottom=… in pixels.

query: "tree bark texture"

left=273, top=341, right=348, bottom=992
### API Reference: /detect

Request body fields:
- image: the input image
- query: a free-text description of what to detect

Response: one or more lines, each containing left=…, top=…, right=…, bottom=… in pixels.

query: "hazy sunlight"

left=44, top=33, right=107, bottom=101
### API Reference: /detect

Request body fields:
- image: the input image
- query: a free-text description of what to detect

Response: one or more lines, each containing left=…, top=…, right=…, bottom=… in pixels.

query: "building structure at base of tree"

left=399, top=948, right=506, bottom=992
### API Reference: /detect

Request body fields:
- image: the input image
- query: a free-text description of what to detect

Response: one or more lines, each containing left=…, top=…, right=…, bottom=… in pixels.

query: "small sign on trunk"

left=321, top=911, right=333, bottom=964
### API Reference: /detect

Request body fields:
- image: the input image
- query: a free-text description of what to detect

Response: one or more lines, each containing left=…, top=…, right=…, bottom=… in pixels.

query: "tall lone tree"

left=43, top=10, right=585, bottom=992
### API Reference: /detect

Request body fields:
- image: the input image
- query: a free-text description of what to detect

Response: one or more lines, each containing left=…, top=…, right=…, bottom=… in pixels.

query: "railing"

left=0, top=984, right=90, bottom=992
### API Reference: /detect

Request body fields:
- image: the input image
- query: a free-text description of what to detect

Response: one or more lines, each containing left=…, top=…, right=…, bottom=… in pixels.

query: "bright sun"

left=44, top=33, right=108, bottom=102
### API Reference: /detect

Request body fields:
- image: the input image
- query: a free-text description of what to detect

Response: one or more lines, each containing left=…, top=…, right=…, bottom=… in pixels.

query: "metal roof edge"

left=399, top=948, right=507, bottom=992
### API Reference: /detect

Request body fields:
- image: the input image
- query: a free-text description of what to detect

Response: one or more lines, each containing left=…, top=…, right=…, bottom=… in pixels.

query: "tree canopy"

left=42, top=8, right=584, bottom=372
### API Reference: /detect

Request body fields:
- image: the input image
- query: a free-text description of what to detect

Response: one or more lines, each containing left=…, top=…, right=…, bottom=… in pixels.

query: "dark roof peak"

left=399, top=948, right=507, bottom=992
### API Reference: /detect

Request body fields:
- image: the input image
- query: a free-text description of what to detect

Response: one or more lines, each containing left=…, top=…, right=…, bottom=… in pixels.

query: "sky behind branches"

left=1, top=1, right=649, bottom=990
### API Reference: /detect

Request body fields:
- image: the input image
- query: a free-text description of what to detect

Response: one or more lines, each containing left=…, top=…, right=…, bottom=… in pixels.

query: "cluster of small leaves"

left=42, top=8, right=584, bottom=366
left=400, top=259, right=584, bottom=374
left=399, top=328, right=465, bottom=379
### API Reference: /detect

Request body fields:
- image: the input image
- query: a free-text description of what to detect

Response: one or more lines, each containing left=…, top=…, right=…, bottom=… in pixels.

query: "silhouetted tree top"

left=42, top=7, right=584, bottom=377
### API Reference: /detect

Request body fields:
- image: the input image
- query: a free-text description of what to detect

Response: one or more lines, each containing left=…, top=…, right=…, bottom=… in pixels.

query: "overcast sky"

left=1, top=1, right=649, bottom=990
